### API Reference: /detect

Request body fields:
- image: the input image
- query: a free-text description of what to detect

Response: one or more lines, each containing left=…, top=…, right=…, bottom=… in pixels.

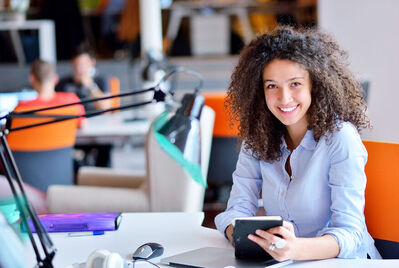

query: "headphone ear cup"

left=104, top=253, right=124, bottom=268
left=85, top=249, right=111, bottom=268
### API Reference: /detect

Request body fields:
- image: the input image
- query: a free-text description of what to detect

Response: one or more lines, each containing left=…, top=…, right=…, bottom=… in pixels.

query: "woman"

left=215, top=26, right=381, bottom=261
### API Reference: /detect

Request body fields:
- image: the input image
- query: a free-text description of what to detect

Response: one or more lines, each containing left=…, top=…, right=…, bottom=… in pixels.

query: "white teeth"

left=280, top=106, right=297, bottom=112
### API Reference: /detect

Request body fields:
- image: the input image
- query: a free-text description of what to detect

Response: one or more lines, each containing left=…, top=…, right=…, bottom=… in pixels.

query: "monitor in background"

left=0, top=90, right=37, bottom=125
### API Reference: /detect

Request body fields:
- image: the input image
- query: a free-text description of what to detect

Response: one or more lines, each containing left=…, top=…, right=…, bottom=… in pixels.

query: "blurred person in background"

left=56, top=44, right=112, bottom=113
left=16, top=59, right=85, bottom=126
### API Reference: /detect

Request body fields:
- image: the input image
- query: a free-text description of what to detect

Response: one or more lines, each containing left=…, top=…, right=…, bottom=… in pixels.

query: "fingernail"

left=256, top=230, right=261, bottom=235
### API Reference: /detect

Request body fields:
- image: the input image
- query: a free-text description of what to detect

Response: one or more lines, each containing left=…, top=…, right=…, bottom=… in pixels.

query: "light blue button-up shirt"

left=215, top=122, right=381, bottom=259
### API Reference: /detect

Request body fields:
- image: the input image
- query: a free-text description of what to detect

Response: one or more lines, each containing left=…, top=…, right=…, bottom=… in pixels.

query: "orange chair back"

left=363, top=140, right=399, bottom=242
left=7, top=105, right=80, bottom=151
left=109, top=77, right=120, bottom=112
left=201, top=92, right=239, bottom=137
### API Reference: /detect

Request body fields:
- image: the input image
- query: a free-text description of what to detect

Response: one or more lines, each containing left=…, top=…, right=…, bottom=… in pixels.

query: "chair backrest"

left=147, top=105, right=215, bottom=212
left=7, top=105, right=80, bottom=192
left=201, top=91, right=238, bottom=137
left=201, top=92, right=240, bottom=197
left=109, top=77, right=120, bottom=111
left=363, top=140, right=399, bottom=258
left=8, top=105, right=80, bottom=151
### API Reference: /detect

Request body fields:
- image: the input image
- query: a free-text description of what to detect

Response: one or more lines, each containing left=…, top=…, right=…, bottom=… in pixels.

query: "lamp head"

left=157, top=93, right=204, bottom=165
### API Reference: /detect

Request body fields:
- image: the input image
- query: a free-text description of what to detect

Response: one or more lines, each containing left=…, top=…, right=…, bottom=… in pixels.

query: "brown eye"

left=291, top=82, right=301, bottom=87
left=266, top=84, right=276, bottom=89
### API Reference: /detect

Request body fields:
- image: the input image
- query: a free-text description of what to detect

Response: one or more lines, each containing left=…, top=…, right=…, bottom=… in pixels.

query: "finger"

left=282, top=221, right=295, bottom=232
left=248, top=233, right=270, bottom=249
left=267, top=226, right=292, bottom=239
left=254, top=229, right=275, bottom=241
left=248, top=234, right=282, bottom=259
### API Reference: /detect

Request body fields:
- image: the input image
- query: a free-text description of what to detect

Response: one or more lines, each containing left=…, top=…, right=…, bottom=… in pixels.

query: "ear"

left=29, top=74, right=35, bottom=86
left=54, top=74, right=59, bottom=85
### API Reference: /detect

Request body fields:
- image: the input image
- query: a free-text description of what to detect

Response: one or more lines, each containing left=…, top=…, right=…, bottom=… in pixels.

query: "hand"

left=225, top=224, right=234, bottom=245
left=248, top=221, right=298, bottom=261
left=74, top=72, right=94, bottom=89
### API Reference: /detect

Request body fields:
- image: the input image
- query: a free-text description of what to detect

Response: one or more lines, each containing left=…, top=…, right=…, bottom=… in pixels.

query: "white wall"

left=318, top=0, right=399, bottom=142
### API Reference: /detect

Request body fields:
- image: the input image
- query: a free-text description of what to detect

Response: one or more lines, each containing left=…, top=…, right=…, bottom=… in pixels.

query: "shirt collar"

left=300, top=129, right=317, bottom=150
left=280, top=129, right=317, bottom=152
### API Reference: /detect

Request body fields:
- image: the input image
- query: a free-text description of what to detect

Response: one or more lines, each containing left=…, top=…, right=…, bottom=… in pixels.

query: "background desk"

left=26, top=212, right=399, bottom=267
left=76, top=110, right=151, bottom=146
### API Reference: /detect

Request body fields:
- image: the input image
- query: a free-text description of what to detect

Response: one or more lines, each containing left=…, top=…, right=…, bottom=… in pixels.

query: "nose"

left=278, top=87, right=292, bottom=104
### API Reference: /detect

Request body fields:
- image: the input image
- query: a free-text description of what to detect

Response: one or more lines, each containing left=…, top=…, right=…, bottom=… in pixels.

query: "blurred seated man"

left=56, top=45, right=113, bottom=167
left=16, top=59, right=85, bottom=124
left=56, top=44, right=112, bottom=112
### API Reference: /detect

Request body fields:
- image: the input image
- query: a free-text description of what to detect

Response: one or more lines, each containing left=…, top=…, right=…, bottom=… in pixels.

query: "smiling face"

left=72, top=53, right=95, bottom=81
left=263, top=59, right=312, bottom=135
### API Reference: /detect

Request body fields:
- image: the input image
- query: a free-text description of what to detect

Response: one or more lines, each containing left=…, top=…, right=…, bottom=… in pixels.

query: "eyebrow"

left=263, top=77, right=305, bottom=83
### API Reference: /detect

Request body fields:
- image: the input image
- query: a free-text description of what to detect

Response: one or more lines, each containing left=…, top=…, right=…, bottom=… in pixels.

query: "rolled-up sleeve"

left=317, top=125, right=368, bottom=258
left=215, top=146, right=263, bottom=235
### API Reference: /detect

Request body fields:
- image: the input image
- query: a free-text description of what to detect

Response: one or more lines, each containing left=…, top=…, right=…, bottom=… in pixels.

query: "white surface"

left=0, top=19, right=56, bottom=64
left=318, top=0, right=399, bottom=143
left=191, top=15, right=230, bottom=56
left=25, top=212, right=399, bottom=268
left=76, top=110, right=151, bottom=144
left=25, top=212, right=230, bottom=267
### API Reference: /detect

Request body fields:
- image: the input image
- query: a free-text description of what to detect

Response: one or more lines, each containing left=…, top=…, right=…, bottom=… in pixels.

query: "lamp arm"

left=2, top=87, right=156, bottom=118
left=0, top=67, right=204, bottom=268
left=0, top=134, right=56, bottom=267
left=159, top=67, right=204, bottom=95
left=6, top=99, right=157, bottom=133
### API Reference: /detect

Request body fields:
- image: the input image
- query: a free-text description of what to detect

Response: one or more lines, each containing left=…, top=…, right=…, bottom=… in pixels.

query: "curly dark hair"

left=226, top=26, right=370, bottom=162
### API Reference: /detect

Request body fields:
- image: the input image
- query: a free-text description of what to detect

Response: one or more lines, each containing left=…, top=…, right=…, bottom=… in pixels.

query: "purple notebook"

left=27, top=212, right=122, bottom=233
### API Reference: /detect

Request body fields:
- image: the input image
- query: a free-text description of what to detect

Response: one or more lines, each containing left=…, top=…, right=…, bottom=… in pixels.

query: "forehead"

left=262, top=59, right=309, bottom=80
left=72, top=54, right=92, bottom=64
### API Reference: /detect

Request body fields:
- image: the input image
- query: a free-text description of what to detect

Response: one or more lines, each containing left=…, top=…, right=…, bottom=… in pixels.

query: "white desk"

left=0, top=19, right=56, bottom=66
left=76, top=110, right=151, bottom=145
left=25, top=212, right=399, bottom=267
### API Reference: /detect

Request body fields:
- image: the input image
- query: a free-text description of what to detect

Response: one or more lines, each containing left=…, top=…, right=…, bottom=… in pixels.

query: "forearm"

left=294, top=234, right=339, bottom=260
left=90, top=87, right=112, bottom=110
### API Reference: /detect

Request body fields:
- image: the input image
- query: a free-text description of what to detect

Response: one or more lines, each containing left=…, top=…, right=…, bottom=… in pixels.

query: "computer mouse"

left=132, top=242, right=164, bottom=260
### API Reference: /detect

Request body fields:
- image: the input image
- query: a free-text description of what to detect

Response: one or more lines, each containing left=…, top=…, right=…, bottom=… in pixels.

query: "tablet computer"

left=232, top=216, right=283, bottom=260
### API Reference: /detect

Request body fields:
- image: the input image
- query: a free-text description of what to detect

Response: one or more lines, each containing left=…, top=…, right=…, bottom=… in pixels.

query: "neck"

left=36, top=84, right=56, bottom=101
left=285, top=123, right=308, bottom=151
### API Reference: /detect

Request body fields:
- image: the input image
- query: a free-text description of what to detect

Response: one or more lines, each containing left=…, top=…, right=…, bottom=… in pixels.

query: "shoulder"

left=15, top=99, right=37, bottom=109
left=55, top=76, right=74, bottom=91
left=330, top=122, right=361, bottom=143
left=323, top=122, right=366, bottom=159
left=55, top=92, right=80, bottom=101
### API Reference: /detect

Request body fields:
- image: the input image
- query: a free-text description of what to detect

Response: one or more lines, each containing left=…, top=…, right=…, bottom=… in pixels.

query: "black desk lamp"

left=0, top=67, right=204, bottom=268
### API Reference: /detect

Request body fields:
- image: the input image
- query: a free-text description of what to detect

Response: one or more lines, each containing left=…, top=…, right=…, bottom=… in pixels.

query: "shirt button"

left=290, top=175, right=294, bottom=180
left=281, top=191, right=285, bottom=196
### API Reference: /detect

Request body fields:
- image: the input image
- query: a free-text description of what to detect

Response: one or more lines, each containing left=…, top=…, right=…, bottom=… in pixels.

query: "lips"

left=279, top=105, right=299, bottom=113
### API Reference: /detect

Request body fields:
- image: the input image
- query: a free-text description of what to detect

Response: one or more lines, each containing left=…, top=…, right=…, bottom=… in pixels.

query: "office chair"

left=201, top=92, right=240, bottom=203
left=109, top=76, right=120, bottom=111
left=46, top=105, right=215, bottom=213
left=7, top=105, right=80, bottom=192
left=363, top=140, right=399, bottom=259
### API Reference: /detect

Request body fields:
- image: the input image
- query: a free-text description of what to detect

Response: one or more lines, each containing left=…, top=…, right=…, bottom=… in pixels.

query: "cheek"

left=264, top=92, right=276, bottom=108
